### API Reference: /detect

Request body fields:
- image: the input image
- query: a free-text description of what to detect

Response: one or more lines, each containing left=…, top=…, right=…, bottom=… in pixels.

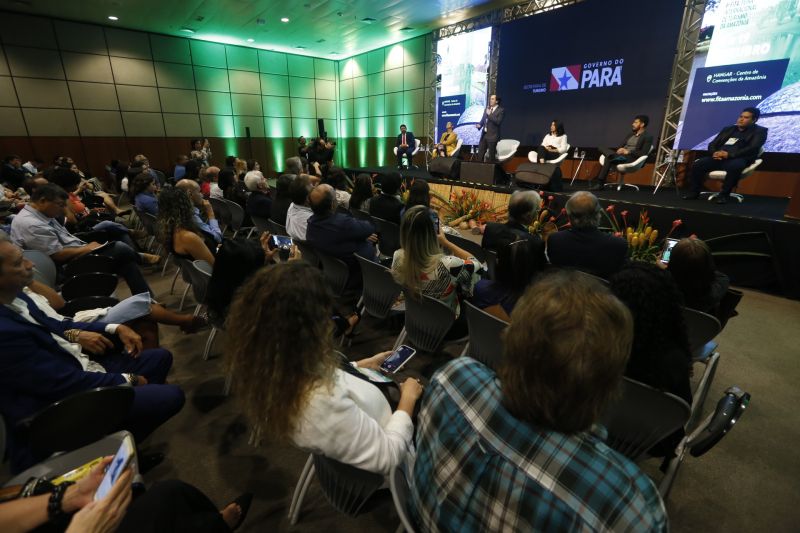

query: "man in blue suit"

left=396, top=124, right=416, bottom=169
left=0, top=235, right=184, bottom=471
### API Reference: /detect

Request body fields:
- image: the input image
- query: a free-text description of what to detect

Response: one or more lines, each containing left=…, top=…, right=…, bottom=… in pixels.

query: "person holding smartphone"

left=225, top=261, right=423, bottom=475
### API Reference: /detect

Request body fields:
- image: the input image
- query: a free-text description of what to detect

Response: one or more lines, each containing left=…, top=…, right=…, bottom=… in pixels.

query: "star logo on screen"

left=550, top=65, right=581, bottom=91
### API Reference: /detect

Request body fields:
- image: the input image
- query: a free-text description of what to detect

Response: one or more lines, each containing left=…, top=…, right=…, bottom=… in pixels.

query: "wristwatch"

left=47, top=481, right=74, bottom=525
left=126, top=374, right=140, bottom=386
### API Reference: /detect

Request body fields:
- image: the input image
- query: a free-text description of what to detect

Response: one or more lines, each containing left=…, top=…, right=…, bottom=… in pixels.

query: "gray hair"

left=508, top=190, right=541, bottom=226
left=565, top=191, right=601, bottom=229
left=286, top=156, right=303, bottom=175
left=243, top=170, right=265, bottom=192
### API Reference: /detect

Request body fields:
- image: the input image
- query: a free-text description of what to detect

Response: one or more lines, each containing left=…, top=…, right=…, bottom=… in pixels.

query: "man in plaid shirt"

left=410, top=271, right=668, bottom=532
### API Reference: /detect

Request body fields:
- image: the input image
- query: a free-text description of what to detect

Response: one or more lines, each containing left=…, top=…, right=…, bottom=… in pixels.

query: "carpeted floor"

left=133, top=265, right=800, bottom=532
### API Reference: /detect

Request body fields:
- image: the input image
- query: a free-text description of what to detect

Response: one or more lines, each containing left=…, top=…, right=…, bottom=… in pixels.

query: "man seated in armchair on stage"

left=0, top=234, right=185, bottom=472
left=682, top=107, right=768, bottom=204
left=395, top=124, right=416, bottom=169
left=591, top=115, right=653, bottom=190
left=433, top=121, right=459, bottom=158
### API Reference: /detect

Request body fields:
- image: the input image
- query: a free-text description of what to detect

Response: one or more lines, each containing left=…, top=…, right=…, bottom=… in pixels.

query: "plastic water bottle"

left=573, top=146, right=579, bottom=159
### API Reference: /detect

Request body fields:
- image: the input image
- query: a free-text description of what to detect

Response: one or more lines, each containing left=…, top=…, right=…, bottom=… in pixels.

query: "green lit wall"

left=336, top=35, right=434, bottom=167
left=0, top=12, right=337, bottom=170
left=0, top=12, right=433, bottom=171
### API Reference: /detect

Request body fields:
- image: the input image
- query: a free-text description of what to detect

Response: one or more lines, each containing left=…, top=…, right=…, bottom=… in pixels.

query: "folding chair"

left=461, top=301, right=508, bottom=369
left=317, top=250, right=350, bottom=298
left=374, top=217, right=401, bottom=259
left=267, top=218, right=289, bottom=237
left=683, top=307, right=722, bottom=429
left=63, top=254, right=115, bottom=278
left=393, top=290, right=467, bottom=353
left=288, top=454, right=384, bottom=525
left=60, top=272, right=118, bottom=301
left=445, top=233, right=486, bottom=263
left=221, top=198, right=254, bottom=239
left=23, top=250, right=57, bottom=288
left=390, top=465, right=418, bottom=533
left=209, top=198, right=231, bottom=234
left=187, top=260, right=218, bottom=360
left=355, top=254, right=403, bottom=319
left=295, top=240, right=321, bottom=268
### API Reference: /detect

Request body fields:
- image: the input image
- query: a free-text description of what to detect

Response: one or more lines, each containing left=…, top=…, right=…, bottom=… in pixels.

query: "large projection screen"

left=675, top=0, right=800, bottom=153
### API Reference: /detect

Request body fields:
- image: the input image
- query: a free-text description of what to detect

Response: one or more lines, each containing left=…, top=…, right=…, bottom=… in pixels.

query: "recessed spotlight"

left=281, top=17, right=289, bottom=22
left=107, top=15, right=119, bottom=21
left=361, top=17, right=376, bottom=24
left=246, top=38, right=255, bottom=43
left=400, top=26, right=414, bottom=32
left=256, top=18, right=266, bottom=26
left=295, top=45, right=305, bottom=49
left=180, top=27, right=196, bottom=33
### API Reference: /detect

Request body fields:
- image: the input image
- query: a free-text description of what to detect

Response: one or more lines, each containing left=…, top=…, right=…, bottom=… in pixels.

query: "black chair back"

left=351, top=209, right=373, bottom=222
left=682, top=307, right=722, bottom=360
left=24, top=250, right=57, bottom=289
left=312, top=454, right=384, bottom=517
left=445, top=233, right=487, bottom=263
left=401, top=290, right=460, bottom=353
left=355, top=255, right=402, bottom=319
left=63, top=254, right=115, bottom=278
left=317, top=251, right=350, bottom=298
left=61, top=273, right=118, bottom=301
left=374, top=217, right=401, bottom=258
left=462, top=301, right=508, bottom=369
left=23, top=386, right=135, bottom=461
left=267, top=218, right=289, bottom=237
left=295, top=240, right=320, bottom=268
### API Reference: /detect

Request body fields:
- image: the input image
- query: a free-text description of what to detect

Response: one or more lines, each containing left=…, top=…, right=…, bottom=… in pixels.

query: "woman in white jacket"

left=534, top=120, right=569, bottom=162
left=225, top=261, right=423, bottom=475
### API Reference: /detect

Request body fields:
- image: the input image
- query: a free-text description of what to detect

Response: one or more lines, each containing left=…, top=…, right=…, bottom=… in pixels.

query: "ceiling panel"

left=0, top=0, right=520, bottom=59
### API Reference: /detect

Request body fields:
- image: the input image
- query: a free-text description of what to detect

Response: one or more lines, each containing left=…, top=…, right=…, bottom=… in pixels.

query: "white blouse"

left=291, top=369, right=414, bottom=475
left=541, top=133, right=569, bottom=154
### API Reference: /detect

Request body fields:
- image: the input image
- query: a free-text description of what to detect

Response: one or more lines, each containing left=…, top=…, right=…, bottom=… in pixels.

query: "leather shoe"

left=681, top=192, right=700, bottom=200
left=715, top=194, right=729, bottom=204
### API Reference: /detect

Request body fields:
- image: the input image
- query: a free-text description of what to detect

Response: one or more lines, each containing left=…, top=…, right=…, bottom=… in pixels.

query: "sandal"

left=227, top=493, right=253, bottom=531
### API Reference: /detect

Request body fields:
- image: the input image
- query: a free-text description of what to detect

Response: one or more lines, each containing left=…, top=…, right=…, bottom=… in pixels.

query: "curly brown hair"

left=155, top=186, right=198, bottom=253
left=224, top=262, right=338, bottom=440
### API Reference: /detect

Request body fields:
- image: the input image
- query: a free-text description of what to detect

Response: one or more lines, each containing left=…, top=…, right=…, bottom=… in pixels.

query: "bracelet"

left=47, top=481, right=74, bottom=525
left=64, top=329, right=82, bottom=343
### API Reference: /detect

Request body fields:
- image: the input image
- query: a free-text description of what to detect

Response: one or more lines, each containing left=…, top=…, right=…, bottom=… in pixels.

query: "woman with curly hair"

left=132, top=172, right=158, bottom=216
left=156, top=186, right=215, bottom=265
left=609, top=262, right=692, bottom=405
left=225, top=261, right=423, bottom=475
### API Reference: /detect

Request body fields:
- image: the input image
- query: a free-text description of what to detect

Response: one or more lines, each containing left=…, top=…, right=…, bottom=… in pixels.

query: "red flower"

left=547, top=195, right=554, bottom=202
left=559, top=208, right=567, bottom=216
left=672, top=219, right=683, bottom=228
left=613, top=231, right=622, bottom=238
left=606, top=204, right=616, bottom=212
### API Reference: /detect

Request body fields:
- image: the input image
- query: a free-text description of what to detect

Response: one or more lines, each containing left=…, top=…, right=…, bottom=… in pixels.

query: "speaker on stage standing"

left=460, top=162, right=505, bottom=186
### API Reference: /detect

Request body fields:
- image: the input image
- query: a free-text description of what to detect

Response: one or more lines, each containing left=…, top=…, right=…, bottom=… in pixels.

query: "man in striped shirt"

left=411, top=270, right=667, bottom=532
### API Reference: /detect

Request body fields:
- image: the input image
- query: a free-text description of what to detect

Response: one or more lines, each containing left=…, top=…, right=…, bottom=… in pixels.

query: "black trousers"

left=596, top=148, right=631, bottom=183
left=396, top=146, right=414, bottom=167
left=689, top=156, right=750, bottom=194
left=477, top=136, right=497, bottom=163
left=535, top=146, right=562, bottom=162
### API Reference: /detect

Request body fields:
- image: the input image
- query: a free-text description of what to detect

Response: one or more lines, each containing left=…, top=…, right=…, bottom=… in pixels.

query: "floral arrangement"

left=603, top=205, right=684, bottom=262
left=431, top=189, right=505, bottom=230
left=528, top=195, right=570, bottom=237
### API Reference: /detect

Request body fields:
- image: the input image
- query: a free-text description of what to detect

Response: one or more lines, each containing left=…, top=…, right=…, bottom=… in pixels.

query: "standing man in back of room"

left=476, top=94, right=505, bottom=163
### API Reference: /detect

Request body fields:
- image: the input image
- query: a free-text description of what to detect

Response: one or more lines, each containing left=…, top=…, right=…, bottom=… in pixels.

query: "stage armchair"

left=393, top=139, right=422, bottom=163
left=528, top=144, right=571, bottom=165
left=701, top=147, right=765, bottom=203
left=600, top=146, right=653, bottom=192
left=495, top=139, right=520, bottom=164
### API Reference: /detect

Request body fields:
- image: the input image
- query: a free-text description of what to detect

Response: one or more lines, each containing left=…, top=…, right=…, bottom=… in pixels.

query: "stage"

left=344, top=165, right=800, bottom=299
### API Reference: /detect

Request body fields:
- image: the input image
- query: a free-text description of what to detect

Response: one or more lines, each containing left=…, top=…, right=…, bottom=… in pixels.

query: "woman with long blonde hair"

left=392, top=206, right=480, bottom=337
left=225, top=261, right=422, bottom=474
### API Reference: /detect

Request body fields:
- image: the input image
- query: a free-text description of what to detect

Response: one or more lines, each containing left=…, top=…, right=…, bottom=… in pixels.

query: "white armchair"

left=528, top=144, right=570, bottom=165
left=495, top=139, right=520, bottom=164
left=600, top=146, right=653, bottom=192
left=393, top=138, right=421, bottom=167
left=701, top=147, right=764, bottom=203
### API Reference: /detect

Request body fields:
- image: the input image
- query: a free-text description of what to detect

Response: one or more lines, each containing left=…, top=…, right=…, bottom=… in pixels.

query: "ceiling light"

left=107, top=15, right=119, bottom=21
left=400, top=26, right=414, bottom=32
left=246, top=38, right=255, bottom=42
left=180, top=27, right=196, bottom=33
left=361, top=17, right=376, bottom=24
left=329, top=52, right=339, bottom=56
left=295, top=45, right=305, bottom=49
left=281, top=17, right=290, bottom=22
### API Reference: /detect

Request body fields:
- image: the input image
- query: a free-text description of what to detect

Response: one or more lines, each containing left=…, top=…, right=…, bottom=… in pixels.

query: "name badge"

left=725, top=138, right=738, bottom=146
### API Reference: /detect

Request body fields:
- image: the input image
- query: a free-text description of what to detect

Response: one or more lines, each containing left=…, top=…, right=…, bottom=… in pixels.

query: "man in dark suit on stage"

left=476, top=94, right=505, bottom=163
left=396, top=125, right=416, bottom=169
left=547, top=191, right=627, bottom=279
left=0, top=235, right=185, bottom=471
left=482, top=190, right=545, bottom=264
left=591, top=115, right=653, bottom=190
left=682, top=107, right=768, bottom=204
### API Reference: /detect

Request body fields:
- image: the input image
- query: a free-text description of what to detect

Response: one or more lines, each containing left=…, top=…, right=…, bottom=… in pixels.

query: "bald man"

left=306, top=184, right=378, bottom=284
left=176, top=179, right=222, bottom=243
left=546, top=191, right=627, bottom=279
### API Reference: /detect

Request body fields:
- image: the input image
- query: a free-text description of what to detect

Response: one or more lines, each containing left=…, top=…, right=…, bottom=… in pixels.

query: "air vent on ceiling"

left=316, top=38, right=326, bottom=43
left=361, top=17, right=376, bottom=24
left=256, top=18, right=266, bottom=25
left=400, top=26, right=414, bottom=32
left=194, top=15, right=204, bottom=22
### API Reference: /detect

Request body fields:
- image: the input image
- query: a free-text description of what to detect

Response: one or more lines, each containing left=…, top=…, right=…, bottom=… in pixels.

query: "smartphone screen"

left=94, top=436, right=134, bottom=501
left=269, top=235, right=293, bottom=249
left=660, top=238, right=680, bottom=265
left=380, top=345, right=417, bottom=374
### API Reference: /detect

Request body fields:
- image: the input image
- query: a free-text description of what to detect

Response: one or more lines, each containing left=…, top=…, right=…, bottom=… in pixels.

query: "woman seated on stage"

left=225, top=262, right=423, bottom=475
left=156, top=186, right=216, bottom=266
left=392, top=205, right=480, bottom=339
left=535, top=120, right=569, bottom=162
left=667, top=237, right=730, bottom=317
left=471, top=238, right=546, bottom=321
left=433, top=121, right=459, bottom=158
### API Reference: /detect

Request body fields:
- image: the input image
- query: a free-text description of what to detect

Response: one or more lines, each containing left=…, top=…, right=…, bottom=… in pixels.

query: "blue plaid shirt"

left=410, top=357, right=667, bottom=532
